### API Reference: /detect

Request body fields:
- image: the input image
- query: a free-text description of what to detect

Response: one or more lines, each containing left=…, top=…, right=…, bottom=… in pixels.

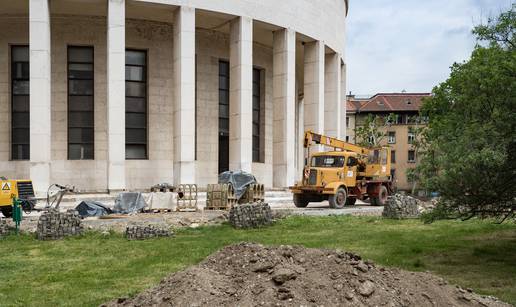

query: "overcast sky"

left=346, top=0, right=513, bottom=96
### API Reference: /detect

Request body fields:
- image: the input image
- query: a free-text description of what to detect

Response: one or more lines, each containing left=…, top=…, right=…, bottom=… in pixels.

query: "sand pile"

left=104, top=243, right=509, bottom=307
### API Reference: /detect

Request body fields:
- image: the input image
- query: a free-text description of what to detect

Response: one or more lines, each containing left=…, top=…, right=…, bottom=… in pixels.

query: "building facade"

left=347, top=93, right=431, bottom=191
left=0, top=0, right=348, bottom=195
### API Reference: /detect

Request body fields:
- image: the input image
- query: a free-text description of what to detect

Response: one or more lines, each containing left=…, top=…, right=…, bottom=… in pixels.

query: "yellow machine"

left=290, top=131, right=393, bottom=209
left=0, top=179, right=35, bottom=218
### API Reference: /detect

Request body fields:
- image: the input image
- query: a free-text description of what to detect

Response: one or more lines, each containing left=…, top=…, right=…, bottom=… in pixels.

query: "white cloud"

left=346, top=0, right=514, bottom=95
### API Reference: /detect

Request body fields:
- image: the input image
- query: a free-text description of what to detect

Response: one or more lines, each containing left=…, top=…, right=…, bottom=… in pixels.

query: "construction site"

left=1, top=0, right=515, bottom=306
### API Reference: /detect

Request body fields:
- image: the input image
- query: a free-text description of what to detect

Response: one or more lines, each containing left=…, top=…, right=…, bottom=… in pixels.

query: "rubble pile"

left=229, top=202, right=273, bottom=229
left=104, top=243, right=509, bottom=307
left=125, top=224, right=173, bottom=240
left=0, top=218, right=9, bottom=237
left=37, top=209, right=84, bottom=240
left=382, top=194, right=422, bottom=219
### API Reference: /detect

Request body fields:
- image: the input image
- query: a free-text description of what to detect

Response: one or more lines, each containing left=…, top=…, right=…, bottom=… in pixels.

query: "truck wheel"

left=346, top=198, right=357, bottom=206
left=1, top=206, right=13, bottom=218
left=329, top=187, right=347, bottom=209
left=371, top=185, right=388, bottom=206
left=293, top=194, right=309, bottom=208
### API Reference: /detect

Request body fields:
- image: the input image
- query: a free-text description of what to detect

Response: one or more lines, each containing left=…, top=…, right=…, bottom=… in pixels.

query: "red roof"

left=354, top=93, right=431, bottom=112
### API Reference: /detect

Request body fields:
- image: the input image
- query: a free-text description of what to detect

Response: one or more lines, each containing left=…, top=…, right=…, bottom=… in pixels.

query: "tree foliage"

left=354, top=113, right=395, bottom=147
left=418, top=5, right=516, bottom=222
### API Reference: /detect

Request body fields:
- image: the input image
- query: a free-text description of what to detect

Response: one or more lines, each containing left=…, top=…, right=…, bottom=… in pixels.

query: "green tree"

left=354, top=113, right=395, bottom=147
left=418, top=5, right=516, bottom=222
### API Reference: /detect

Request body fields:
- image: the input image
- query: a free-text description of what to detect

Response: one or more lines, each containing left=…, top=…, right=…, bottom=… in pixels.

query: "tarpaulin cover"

left=75, top=201, right=113, bottom=218
left=218, top=170, right=257, bottom=200
left=113, top=192, right=147, bottom=214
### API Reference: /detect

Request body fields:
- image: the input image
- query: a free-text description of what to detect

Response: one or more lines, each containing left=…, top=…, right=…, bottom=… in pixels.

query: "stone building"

left=347, top=93, right=431, bottom=191
left=0, top=0, right=348, bottom=194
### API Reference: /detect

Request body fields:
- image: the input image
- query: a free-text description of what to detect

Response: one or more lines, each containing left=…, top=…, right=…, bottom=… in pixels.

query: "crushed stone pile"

left=383, top=194, right=421, bottom=219
left=37, top=208, right=83, bottom=240
left=104, top=243, right=509, bottom=307
left=0, top=218, right=9, bottom=237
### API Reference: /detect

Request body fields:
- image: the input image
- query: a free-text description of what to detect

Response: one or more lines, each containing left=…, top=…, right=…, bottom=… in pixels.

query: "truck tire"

left=346, top=198, right=357, bottom=206
left=371, top=185, right=389, bottom=206
left=293, top=194, right=309, bottom=208
left=329, top=187, right=347, bottom=209
left=1, top=206, right=13, bottom=218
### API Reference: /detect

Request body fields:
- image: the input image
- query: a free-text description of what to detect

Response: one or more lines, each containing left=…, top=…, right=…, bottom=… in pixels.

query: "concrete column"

left=107, top=0, right=125, bottom=191
left=29, top=0, right=51, bottom=196
left=340, top=61, right=347, bottom=140
left=173, top=6, right=196, bottom=184
left=303, top=41, right=325, bottom=135
left=324, top=52, right=341, bottom=139
left=229, top=16, right=253, bottom=172
left=272, top=29, right=296, bottom=187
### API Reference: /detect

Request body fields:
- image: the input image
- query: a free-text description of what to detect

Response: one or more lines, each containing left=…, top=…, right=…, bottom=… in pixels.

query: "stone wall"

left=0, top=218, right=9, bottom=237
left=125, top=224, right=173, bottom=240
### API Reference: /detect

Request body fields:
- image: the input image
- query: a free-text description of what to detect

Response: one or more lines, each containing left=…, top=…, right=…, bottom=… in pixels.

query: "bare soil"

left=104, top=243, right=510, bottom=307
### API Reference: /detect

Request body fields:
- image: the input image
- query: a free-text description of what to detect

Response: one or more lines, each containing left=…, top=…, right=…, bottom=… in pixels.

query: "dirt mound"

left=104, top=243, right=509, bottom=307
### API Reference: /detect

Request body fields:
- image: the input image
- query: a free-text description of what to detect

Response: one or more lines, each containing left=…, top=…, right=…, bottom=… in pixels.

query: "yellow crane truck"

left=290, top=131, right=393, bottom=209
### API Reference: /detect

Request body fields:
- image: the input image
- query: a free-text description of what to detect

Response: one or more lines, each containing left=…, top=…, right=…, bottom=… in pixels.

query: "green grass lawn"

left=1, top=216, right=515, bottom=307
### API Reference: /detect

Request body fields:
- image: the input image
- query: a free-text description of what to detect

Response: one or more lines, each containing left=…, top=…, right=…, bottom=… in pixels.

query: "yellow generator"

left=0, top=179, right=35, bottom=218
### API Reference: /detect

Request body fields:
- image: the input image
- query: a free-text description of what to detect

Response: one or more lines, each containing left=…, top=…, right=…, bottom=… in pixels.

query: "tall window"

left=125, top=50, right=147, bottom=159
left=387, top=131, right=396, bottom=144
left=218, top=60, right=230, bottom=174
left=68, top=46, right=94, bottom=160
left=252, top=68, right=262, bottom=163
left=391, top=150, right=396, bottom=164
left=408, top=150, right=416, bottom=163
left=11, top=46, right=30, bottom=160
left=408, top=128, right=415, bottom=144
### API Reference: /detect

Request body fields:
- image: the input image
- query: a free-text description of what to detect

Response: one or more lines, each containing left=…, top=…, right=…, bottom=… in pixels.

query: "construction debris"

left=229, top=202, right=273, bottom=229
left=382, top=194, right=421, bottom=219
left=125, top=224, right=173, bottom=240
left=36, top=208, right=83, bottom=240
left=104, top=243, right=510, bottom=307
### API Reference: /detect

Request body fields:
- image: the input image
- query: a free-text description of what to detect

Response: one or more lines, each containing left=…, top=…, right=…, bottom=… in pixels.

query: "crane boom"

left=304, top=130, right=370, bottom=155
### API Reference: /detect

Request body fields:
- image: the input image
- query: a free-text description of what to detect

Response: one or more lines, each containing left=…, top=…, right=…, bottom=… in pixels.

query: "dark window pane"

left=12, top=95, right=29, bottom=112
left=253, top=124, right=260, bottom=136
left=253, top=110, right=260, bottom=122
left=69, top=128, right=94, bottom=143
left=126, top=97, right=146, bottom=113
left=69, top=144, right=94, bottom=160
left=219, top=61, right=229, bottom=76
left=12, top=113, right=29, bottom=128
left=126, top=66, right=144, bottom=81
left=69, top=111, right=94, bottom=127
left=69, top=47, right=93, bottom=63
left=69, top=63, right=93, bottom=79
left=126, top=128, right=147, bottom=144
left=125, top=81, right=146, bottom=97
left=12, top=144, right=29, bottom=160
left=219, top=76, right=229, bottom=90
left=12, top=128, right=29, bottom=144
left=126, top=113, right=146, bottom=128
left=69, top=96, right=93, bottom=111
left=13, top=80, right=29, bottom=95
left=126, top=144, right=146, bottom=159
left=12, top=46, right=29, bottom=62
left=219, top=118, right=229, bottom=133
left=12, top=62, right=29, bottom=79
left=253, top=84, right=260, bottom=96
left=126, top=51, right=146, bottom=66
left=219, top=91, right=229, bottom=105
left=219, top=105, right=229, bottom=119
left=69, top=80, right=93, bottom=95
